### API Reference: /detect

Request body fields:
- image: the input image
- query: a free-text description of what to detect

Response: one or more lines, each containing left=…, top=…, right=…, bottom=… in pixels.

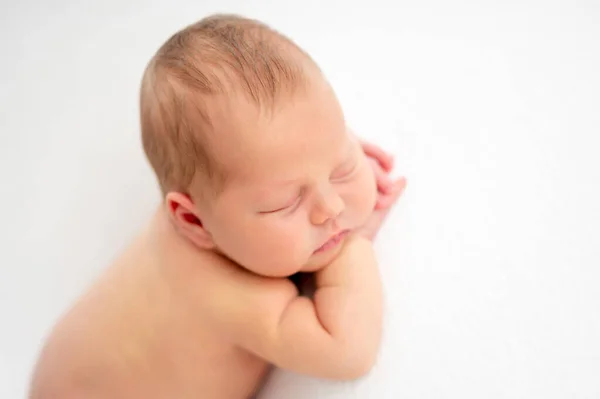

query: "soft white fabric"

left=2, top=1, right=599, bottom=398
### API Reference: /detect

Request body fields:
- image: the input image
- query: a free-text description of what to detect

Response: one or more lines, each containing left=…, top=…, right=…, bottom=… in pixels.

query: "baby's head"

left=140, top=14, right=376, bottom=277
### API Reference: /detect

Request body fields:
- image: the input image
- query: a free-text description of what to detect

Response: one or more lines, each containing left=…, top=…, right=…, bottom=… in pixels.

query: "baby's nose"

left=310, top=188, right=344, bottom=225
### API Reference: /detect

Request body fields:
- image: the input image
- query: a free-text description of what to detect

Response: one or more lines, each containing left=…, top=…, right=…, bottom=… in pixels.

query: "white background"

left=1, top=0, right=599, bottom=398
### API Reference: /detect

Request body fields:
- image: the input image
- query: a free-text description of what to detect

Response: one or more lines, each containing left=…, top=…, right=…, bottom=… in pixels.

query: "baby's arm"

left=210, top=235, right=382, bottom=380
left=304, top=234, right=383, bottom=377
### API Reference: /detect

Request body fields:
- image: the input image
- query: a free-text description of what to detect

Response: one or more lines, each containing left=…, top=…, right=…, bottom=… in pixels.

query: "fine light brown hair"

left=140, top=14, right=311, bottom=198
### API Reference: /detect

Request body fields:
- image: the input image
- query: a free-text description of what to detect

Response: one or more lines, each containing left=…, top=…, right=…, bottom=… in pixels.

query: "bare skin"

left=29, top=144, right=405, bottom=399
left=30, top=206, right=272, bottom=399
left=29, top=61, right=407, bottom=399
left=26, top=15, right=413, bottom=398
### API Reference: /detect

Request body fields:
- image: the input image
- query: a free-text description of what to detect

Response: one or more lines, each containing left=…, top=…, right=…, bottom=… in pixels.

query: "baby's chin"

left=217, top=244, right=344, bottom=278
left=250, top=253, right=335, bottom=277
left=299, top=262, right=324, bottom=273
left=253, top=260, right=322, bottom=277
left=300, top=242, right=346, bottom=273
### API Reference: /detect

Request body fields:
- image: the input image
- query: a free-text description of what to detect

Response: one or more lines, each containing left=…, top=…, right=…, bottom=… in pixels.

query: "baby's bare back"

left=30, top=212, right=269, bottom=399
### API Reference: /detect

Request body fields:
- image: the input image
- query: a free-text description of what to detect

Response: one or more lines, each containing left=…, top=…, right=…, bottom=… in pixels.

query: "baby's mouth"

left=313, top=229, right=350, bottom=254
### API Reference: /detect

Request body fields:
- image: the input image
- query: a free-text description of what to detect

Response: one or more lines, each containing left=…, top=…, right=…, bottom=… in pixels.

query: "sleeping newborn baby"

left=29, top=14, right=406, bottom=399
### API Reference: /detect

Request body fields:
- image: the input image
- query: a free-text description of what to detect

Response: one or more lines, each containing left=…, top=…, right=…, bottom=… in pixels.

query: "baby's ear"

left=165, top=192, right=215, bottom=250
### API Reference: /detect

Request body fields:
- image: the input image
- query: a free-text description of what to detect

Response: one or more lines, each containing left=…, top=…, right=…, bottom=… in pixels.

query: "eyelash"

left=331, top=161, right=357, bottom=181
left=260, top=194, right=302, bottom=215
left=259, top=159, right=357, bottom=215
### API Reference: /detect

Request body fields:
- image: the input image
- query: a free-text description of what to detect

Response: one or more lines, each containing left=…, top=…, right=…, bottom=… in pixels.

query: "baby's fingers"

left=370, top=159, right=394, bottom=193
left=375, top=178, right=407, bottom=210
left=361, top=140, right=394, bottom=172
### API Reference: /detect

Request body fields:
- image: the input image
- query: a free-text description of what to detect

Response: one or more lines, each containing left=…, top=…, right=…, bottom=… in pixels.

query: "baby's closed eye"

left=330, top=159, right=358, bottom=181
left=258, top=194, right=302, bottom=215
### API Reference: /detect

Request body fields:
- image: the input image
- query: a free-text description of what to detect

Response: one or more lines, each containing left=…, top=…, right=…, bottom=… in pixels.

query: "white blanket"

left=2, top=1, right=599, bottom=398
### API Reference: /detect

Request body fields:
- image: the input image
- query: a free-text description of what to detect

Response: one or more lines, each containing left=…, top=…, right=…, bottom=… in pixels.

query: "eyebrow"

left=254, top=139, right=355, bottom=190
left=260, top=152, right=354, bottom=190
left=268, top=178, right=301, bottom=188
left=250, top=181, right=301, bottom=199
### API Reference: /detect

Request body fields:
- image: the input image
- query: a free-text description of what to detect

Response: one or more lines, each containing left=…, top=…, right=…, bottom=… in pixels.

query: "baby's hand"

left=360, top=140, right=405, bottom=210
left=356, top=178, right=405, bottom=240
left=359, top=140, right=407, bottom=240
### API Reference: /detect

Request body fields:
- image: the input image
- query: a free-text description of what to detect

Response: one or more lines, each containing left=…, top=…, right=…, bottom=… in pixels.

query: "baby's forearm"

left=220, top=234, right=383, bottom=379
left=313, top=235, right=383, bottom=375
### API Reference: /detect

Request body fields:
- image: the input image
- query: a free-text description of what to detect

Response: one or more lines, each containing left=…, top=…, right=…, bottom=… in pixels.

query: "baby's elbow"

left=338, top=327, right=382, bottom=380
left=340, top=349, right=379, bottom=380
left=324, top=341, right=379, bottom=381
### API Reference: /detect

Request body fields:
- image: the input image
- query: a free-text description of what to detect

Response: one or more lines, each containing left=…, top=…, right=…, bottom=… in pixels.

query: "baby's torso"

left=32, top=215, right=270, bottom=399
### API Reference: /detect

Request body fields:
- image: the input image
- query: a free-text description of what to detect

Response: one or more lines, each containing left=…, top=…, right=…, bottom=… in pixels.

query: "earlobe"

left=164, top=192, right=216, bottom=250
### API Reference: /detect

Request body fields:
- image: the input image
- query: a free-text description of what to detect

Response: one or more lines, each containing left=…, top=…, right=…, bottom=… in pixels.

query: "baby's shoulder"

left=174, top=247, right=296, bottom=313
left=152, top=222, right=298, bottom=330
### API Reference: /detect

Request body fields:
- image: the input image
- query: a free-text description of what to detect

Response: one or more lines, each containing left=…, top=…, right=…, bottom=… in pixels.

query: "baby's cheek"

left=360, top=162, right=377, bottom=201
left=354, top=168, right=377, bottom=220
left=268, top=220, right=308, bottom=263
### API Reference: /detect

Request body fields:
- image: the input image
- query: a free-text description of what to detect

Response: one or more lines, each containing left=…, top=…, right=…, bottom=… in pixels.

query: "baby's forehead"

left=224, top=130, right=352, bottom=183
left=202, top=129, right=354, bottom=208
left=196, top=72, right=347, bottom=182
